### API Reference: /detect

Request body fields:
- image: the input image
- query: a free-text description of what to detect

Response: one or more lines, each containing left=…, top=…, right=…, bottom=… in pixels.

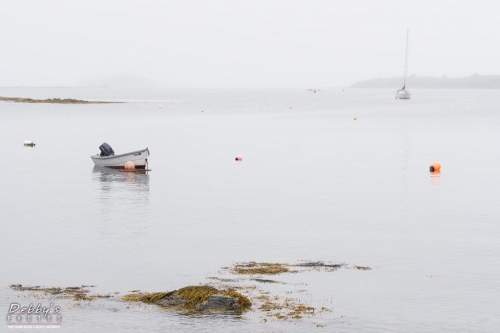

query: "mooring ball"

left=235, top=155, right=243, bottom=161
left=124, top=161, right=135, bottom=170
left=429, top=162, right=441, bottom=172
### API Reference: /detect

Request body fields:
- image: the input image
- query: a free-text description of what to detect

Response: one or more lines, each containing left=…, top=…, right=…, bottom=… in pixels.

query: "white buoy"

left=159, top=104, right=163, bottom=108
left=23, top=141, right=35, bottom=146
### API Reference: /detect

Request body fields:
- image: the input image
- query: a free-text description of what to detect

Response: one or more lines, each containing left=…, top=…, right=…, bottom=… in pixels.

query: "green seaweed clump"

left=176, top=286, right=219, bottom=309
left=176, top=286, right=251, bottom=312
left=10, top=284, right=110, bottom=302
left=233, top=262, right=290, bottom=275
left=355, top=266, right=372, bottom=270
left=122, top=286, right=251, bottom=312
left=122, top=292, right=168, bottom=303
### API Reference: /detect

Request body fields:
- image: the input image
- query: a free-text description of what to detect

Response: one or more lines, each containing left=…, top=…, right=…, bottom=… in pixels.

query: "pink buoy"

left=124, top=161, right=135, bottom=170
left=158, top=104, right=163, bottom=108
left=235, top=155, right=243, bottom=161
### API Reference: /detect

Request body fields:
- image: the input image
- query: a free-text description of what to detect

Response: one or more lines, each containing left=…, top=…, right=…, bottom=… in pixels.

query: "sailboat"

left=395, top=28, right=411, bottom=99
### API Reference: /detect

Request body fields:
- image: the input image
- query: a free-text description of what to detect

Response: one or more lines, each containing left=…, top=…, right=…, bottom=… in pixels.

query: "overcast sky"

left=1, top=0, right=499, bottom=88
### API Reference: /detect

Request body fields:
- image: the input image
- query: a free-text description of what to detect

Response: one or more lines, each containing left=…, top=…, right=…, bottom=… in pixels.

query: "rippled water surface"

left=1, top=88, right=499, bottom=332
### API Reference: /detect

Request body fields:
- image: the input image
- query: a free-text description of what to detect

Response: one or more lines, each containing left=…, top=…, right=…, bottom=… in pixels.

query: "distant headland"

left=0, top=96, right=121, bottom=104
left=350, top=74, right=500, bottom=89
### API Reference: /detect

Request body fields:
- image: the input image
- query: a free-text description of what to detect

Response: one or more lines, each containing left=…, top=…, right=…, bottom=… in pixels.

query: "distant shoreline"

left=350, top=74, right=500, bottom=89
left=0, top=96, right=122, bottom=104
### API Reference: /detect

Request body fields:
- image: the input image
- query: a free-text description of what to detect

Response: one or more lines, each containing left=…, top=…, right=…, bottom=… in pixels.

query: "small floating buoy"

left=23, top=141, right=35, bottom=146
left=201, top=109, right=204, bottom=112
left=124, top=161, right=136, bottom=170
left=354, top=117, right=357, bottom=121
left=158, top=104, right=163, bottom=108
left=235, top=155, right=243, bottom=161
left=429, top=162, right=441, bottom=172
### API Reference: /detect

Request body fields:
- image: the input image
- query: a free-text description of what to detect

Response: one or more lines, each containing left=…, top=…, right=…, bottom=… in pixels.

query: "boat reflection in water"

left=92, top=166, right=150, bottom=237
left=92, top=166, right=150, bottom=202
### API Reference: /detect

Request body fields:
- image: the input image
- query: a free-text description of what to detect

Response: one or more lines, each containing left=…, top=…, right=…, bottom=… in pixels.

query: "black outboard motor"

left=99, top=142, right=115, bottom=157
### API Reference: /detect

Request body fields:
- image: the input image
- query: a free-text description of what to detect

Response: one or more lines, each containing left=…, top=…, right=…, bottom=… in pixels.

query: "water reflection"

left=92, top=166, right=150, bottom=205
left=91, top=166, right=150, bottom=237
left=430, top=171, right=441, bottom=185
left=93, top=166, right=150, bottom=193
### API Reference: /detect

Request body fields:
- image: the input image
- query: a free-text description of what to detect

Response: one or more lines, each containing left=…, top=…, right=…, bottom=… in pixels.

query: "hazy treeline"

left=350, top=74, right=500, bottom=89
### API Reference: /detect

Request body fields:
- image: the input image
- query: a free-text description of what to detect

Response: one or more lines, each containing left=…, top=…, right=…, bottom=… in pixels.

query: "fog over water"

left=1, top=0, right=500, bottom=88
left=1, top=1, right=500, bottom=332
left=1, top=87, right=500, bottom=332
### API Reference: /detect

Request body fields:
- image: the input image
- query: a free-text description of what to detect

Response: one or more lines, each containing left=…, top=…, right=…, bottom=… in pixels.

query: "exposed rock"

left=155, top=293, right=184, bottom=307
left=122, top=285, right=251, bottom=314
left=196, top=295, right=239, bottom=311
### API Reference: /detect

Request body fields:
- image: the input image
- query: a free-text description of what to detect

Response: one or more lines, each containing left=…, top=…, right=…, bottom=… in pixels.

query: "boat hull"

left=91, top=148, right=149, bottom=169
left=395, top=90, right=411, bottom=99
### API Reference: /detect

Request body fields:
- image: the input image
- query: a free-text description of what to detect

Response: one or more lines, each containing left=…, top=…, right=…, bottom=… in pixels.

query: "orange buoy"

left=124, top=161, right=136, bottom=170
left=429, top=162, right=441, bottom=172
left=235, top=155, right=243, bottom=161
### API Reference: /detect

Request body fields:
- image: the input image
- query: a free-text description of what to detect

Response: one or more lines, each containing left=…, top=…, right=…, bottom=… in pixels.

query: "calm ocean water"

left=1, top=87, right=499, bottom=332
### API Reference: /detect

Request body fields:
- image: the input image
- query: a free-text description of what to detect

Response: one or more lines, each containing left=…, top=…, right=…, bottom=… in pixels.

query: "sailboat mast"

left=404, top=28, right=409, bottom=87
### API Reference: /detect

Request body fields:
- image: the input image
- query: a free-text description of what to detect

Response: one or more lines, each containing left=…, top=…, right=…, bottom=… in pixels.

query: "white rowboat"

left=91, top=148, right=150, bottom=169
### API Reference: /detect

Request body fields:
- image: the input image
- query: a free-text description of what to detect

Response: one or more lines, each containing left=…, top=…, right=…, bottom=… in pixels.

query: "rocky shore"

left=0, top=96, right=120, bottom=104
left=9, top=260, right=372, bottom=320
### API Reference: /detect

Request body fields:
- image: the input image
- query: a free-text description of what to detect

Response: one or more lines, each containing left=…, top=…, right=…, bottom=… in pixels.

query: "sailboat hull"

left=395, top=90, right=411, bottom=99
